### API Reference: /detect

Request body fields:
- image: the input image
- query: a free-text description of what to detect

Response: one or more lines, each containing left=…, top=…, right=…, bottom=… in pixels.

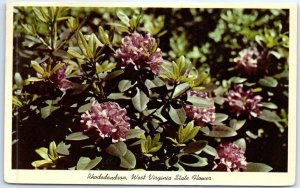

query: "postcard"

left=4, top=2, right=297, bottom=186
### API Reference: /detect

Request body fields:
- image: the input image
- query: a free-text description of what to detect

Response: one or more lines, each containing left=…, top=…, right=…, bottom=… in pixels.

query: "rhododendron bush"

left=12, top=7, right=289, bottom=172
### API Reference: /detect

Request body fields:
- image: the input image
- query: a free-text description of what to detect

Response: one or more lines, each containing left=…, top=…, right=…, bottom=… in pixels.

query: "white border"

left=4, top=2, right=297, bottom=186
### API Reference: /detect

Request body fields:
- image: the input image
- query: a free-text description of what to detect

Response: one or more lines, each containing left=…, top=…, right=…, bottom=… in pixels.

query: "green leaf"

left=208, top=125, right=237, bottom=138
left=187, top=96, right=214, bottom=108
left=35, top=147, right=49, bottom=160
left=32, top=7, right=49, bottom=23
left=41, top=101, right=60, bottom=119
left=76, top=156, right=102, bottom=170
left=178, top=121, right=200, bottom=144
left=67, top=49, right=85, bottom=59
left=77, top=31, right=93, bottom=59
left=169, top=106, right=186, bottom=125
left=78, top=103, right=92, bottom=113
left=141, top=134, right=162, bottom=156
left=203, top=145, right=218, bottom=157
left=229, top=77, right=247, bottom=84
left=246, top=131, right=258, bottom=139
left=31, top=61, right=45, bottom=75
left=127, top=129, right=145, bottom=139
left=181, top=140, right=208, bottom=154
left=66, top=132, right=89, bottom=141
left=98, top=26, right=110, bottom=45
left=229, top=119, right=246, bottom=130
left=132, top=88, right=149, bottom=112
left=116, top=11, right=130, bottom=27
left=105, top=141, right=127, bottom=157
left=56, top=142, right=71, bottom=155
left=172, top=82, right=189, bottom=98
left=213, top=113, right=228, bottom=124
left=120, top=150, right=136, bottom=169
left=246, top=162, right=273, bottom=172
left=51, top=63, right=65, bottom=75
left=31, top=159, right=53, bottom=168
left=49, top=141, right=58, bottom=159
left=258, top=76, right=278, bottom=87
left=104, top=70, right=124, bottom=80
left=258, top=109, right=281, bottom=122
left=234, top=138, right=246, bottom=152
left=178, top=154, right=208, bottom=167
left=261, top=102, right=278, bottom=110
left=21, top=24, right=35, bottom=35
left=66, top=17, right=78, bottom=31
left=107, top=93, right=130, bottom=100
left=118, top=80, right=132, bottom=92
left=27, top=77, right=43, bottom=82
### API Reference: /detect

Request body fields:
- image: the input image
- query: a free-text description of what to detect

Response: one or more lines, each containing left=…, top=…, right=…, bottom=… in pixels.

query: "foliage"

left=12, top=7, right=289, bottom=172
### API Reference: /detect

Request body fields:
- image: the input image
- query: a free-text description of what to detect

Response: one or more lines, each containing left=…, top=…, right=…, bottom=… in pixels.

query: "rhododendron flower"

left=225, top=85, right=263, bottom=118
left=234, top=46, right=266, bottom=74
left=184, top=90, right=216, bottom=127
left=37, top=61, right=73, bottom=92
left=80, top=101, right=130, bottom=143
left=115, top=32, right=163, bottom=74
left=50, top=63, right=73, bottom=92
left=213, top=142, right=247, bottom=172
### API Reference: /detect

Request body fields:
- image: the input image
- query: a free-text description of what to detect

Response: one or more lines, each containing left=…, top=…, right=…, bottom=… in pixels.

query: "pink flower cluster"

left=115, top=32, right=163, bottom=75
left=225, top=85, right=263, bottom=118
left=184, top=90, right=216, bottom=127
left=234, top=46, right=266, bottom=74
left=80, top=101, right=130, bottom=143
left=50, top=62, right=73, bottom=92
left=37, top=61, right=72, bottom=92
left=213, top=142, right=247, bottom=172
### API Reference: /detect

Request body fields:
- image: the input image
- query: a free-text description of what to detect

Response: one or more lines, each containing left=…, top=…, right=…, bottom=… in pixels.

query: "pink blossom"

left=184, top=90, right=216, bottom=127
left=49, top=62, right=72, bottom=92
left=115, top=32, right=163, bottom=74
left=225, top=85, right=263, bottom=118
left=234, top=46, right=266, bottom=74
left=80, top=101, right=130, bottom=143
left=213, top=142, right=247, bottom=172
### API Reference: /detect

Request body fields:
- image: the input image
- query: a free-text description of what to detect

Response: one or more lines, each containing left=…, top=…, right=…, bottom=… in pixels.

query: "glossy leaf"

left=261, top=102, right=278, bottom=110
left=77, top=31, right=93, bottom=59
left=66, top=132, right=89, bottom=141
left=178, top=154, right=208, bottom=167
left=246, top=162, right=273, bottom=172
left=120, top=149, right=136, bottom=169
left=258, top=76, right=278, bottom=87
left=132, top=88, right=149, bottom=112
left=208, top=125, right=237, bottom=138
left=258, top=109, right=281, bottom=122
left=187, top=96, right=214, bottom=108
left=78, top=102, right=92, bottom=113
left=214, top=113, right=229, bottom=124
left=169, top=106, right=186, bottom=125
left=41, top=100, right=60, bottom=119
left=178, top=121, right=200, bottom=144
left=107, top=93, right=130, bottom=100
left=172, top=82, right=189, bottom=98
left=116, top=11, right=130, bottom=27
left=105, top=141, right=127, bottom=157
left=229, top=119, right=246, bottom=130
left=127, top=129, right=145, bottom=139
left=203, top=145, right=218, bottom=157
left=118, top=80, right=132, bottom=92
left=76, top=156, right=102, bottom=170
left=234, top=138, right=246, bottom=152
left=181, top=140, right=208, bottom=153
left=56, top=142, right=71, bottom=155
